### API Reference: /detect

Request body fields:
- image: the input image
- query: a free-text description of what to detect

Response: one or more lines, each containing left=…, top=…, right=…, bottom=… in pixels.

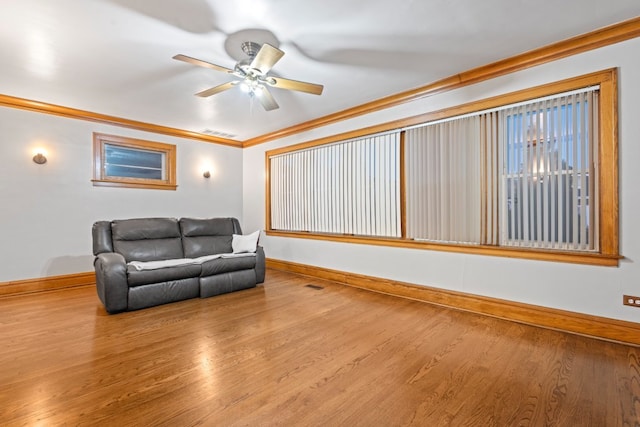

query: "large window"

left=266, top=70, right=618, bottom=265
left=92, top=133, right=177, bottom=190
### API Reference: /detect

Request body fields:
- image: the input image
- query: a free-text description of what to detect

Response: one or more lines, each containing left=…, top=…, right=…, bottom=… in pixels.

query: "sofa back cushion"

left=112, top=218, right=184, bottom=263
left=180, top=217, right=242, bottom=258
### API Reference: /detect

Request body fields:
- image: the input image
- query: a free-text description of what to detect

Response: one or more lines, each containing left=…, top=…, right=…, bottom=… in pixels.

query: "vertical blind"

left=269, top=86, right=600, bottom=253
left=499, top=89, right=599, bottom=251
left=270, top=133, right=401, bottom=237
left=481, top=112, right=500, bottom=246
left=405, top=115, right=486, bottom=244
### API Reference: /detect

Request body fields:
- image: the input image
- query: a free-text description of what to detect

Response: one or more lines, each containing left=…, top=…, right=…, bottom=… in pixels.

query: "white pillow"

left=232, top=230, right=261, bottom=254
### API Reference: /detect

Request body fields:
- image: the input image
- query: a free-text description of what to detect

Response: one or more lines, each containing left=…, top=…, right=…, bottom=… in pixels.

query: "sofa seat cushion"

left=200, top=255, right=256, bottom=277
left=127, top=263, right=202, bottom=287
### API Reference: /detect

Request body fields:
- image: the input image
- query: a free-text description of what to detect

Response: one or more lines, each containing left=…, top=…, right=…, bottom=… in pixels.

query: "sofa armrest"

left=94, top=252, right=129, bottom=314
left=255, top=246, right=266, bottom=283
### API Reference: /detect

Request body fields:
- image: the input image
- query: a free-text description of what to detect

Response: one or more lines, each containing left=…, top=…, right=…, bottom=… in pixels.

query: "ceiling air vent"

left=201, top=129, right=237, bottom=139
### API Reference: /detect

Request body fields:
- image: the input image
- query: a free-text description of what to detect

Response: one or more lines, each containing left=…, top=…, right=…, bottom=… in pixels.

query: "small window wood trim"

left=92, top=133, right=177, bottom=190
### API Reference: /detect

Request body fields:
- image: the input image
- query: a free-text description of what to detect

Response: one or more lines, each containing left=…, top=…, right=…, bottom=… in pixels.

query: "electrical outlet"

left=623, top=295, right=640, bottom=307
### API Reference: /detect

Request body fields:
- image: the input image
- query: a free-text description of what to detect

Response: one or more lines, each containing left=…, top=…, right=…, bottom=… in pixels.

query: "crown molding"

left=243, top=16, right=640, bottom=148
left=0, top=17, right=638, bottom=149
left=0, top=94, right=242, bottom=148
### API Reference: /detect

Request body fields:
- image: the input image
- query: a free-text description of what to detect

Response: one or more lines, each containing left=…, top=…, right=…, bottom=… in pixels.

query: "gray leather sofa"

left=92, top=217, right=265, bottom=314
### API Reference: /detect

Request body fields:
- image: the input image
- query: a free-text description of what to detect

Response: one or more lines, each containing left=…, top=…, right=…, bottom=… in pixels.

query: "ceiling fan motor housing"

left=240, top=41, right=262, bottom=58
left=236, top=41, right=266, bottom=77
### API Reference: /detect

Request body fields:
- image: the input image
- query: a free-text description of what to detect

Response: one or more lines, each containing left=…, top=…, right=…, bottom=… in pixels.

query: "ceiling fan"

left=173, top=41, right=324, bottom=111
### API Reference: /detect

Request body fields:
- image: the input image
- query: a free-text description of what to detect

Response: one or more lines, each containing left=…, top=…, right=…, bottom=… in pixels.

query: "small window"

left=92, top=133, right=177, bottom=190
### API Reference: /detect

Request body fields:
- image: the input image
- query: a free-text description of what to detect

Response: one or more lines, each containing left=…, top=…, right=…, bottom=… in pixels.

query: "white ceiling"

left=1, top=1, right=639, bottom=141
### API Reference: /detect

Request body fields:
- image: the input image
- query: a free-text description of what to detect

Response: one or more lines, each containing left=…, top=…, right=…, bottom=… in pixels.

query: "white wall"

left=243, top=37, right=640, bottom=323
left=0, top=108, right=243, bottom=282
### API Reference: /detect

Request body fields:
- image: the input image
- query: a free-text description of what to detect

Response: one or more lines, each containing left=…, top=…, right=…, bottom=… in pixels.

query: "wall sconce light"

left=32, top=152, right=47, bottom=164
left=201, top=161, right=214, bottom=179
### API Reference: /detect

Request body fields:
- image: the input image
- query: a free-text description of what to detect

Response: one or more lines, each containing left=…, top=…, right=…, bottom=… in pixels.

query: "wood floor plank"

left=0, top=269, right=638, bottom=426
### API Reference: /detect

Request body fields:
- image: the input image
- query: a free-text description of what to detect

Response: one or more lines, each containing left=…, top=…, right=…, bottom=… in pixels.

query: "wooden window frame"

left=92, top=133, right=177, bottom=190
left=265, top=69, right=619, bottom=266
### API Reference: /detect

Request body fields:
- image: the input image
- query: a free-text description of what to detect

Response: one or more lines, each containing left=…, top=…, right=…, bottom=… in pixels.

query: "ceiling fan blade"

left=257, top=87, right=279, bottom=111
left=269, top=76, right=324, bottom=95
left=173, top=54, right=234, bottom=74
left=195, top=81, right=237, bottom=97
left=250, top=44, right=284, bottom=74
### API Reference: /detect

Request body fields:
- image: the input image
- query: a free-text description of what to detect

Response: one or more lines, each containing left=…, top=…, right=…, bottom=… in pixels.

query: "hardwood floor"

left=1, top=269, right=639, bottom=426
